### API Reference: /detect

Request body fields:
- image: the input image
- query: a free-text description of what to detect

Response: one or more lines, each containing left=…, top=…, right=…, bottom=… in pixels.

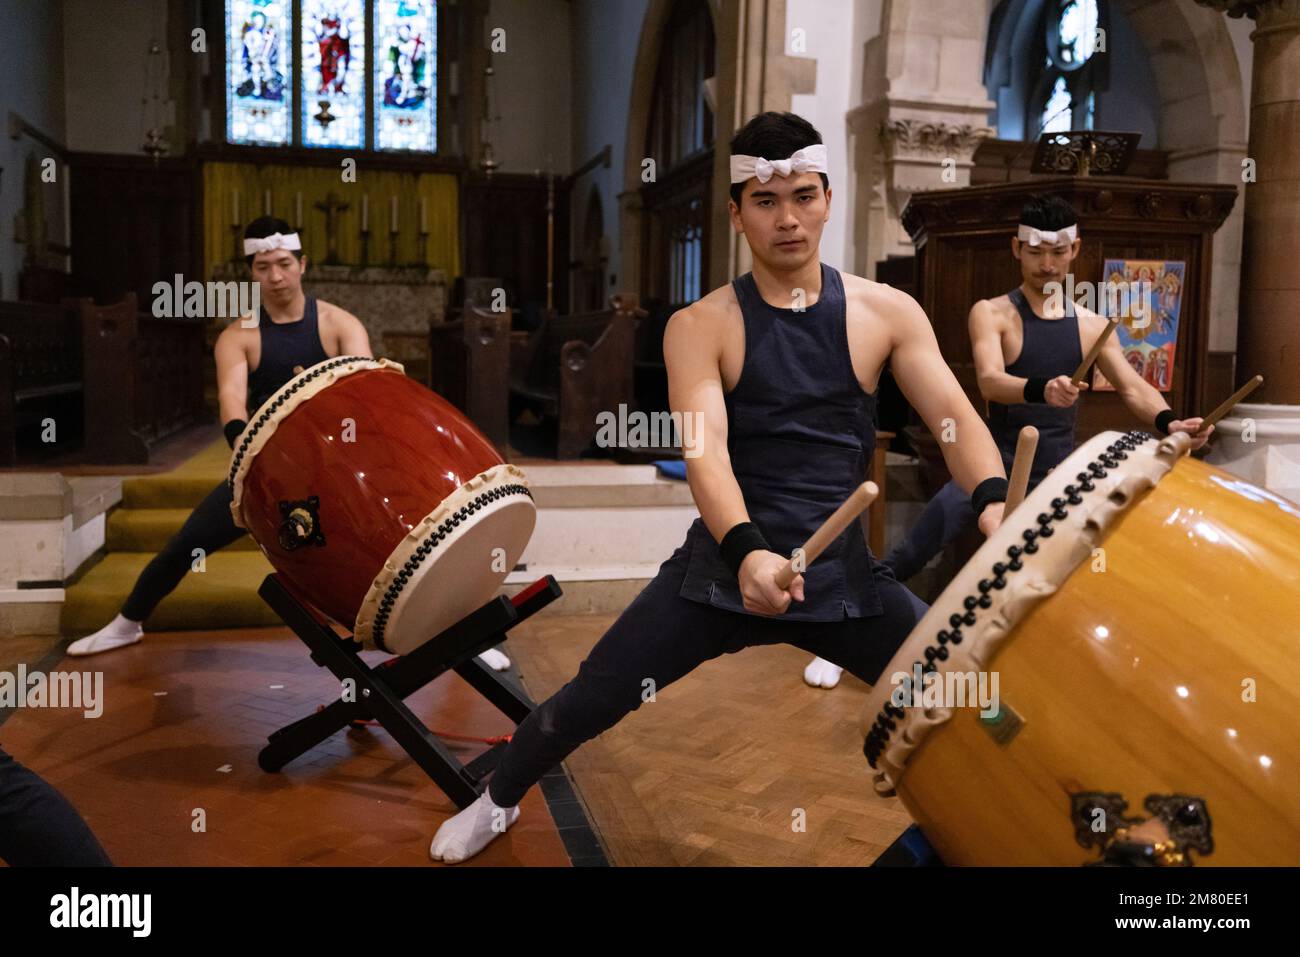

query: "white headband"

left=243, top=232, right=302, bottom=255
left=730, top=144, right=828, bottom=185
left=1017, top=223, right=1077, bottom=246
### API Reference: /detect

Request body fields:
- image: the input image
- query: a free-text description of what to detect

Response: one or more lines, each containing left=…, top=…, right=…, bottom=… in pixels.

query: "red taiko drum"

left=228, top=357, right=536, bottom=654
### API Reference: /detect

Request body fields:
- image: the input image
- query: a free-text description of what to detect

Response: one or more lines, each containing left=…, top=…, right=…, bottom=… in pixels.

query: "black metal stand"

left=256, top=573, right=562, bottom=809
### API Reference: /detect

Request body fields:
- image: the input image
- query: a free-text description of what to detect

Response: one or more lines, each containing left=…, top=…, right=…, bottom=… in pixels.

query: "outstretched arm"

left=215, top=327, right=250, bottom=426
left=888, top=288, right=1008, bottom=533
left=1092, top=320, right=1211, bottom=450
left=336, top=309, right=373, bottom=358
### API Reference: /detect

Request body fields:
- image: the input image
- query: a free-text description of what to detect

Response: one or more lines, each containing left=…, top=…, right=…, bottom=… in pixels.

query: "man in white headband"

left=68, top=216, right=375, bottom=657
left=871, top=194, right=1213, bottom=646
left=430, top=111, right=1012, bottom=864
left=67, top=215, right=535, bottom=677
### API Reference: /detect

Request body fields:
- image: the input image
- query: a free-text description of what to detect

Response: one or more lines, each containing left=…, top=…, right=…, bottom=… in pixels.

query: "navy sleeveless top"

left=246, top=297, right=331, bottom=414
left=986, top=286, right=1083, bottom=484
left=677, top=263, right=882, bottom=621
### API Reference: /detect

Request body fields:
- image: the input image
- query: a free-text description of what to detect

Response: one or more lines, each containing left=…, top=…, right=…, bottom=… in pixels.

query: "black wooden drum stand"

left=255, top=572, right=562, bottom=809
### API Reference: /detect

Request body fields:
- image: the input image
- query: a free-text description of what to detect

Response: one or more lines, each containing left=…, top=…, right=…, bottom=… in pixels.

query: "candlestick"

left=419, top=197, right=427, bottom=233
left=231, top=189, right=239, bottom=223
left=361, top=194, right=369, bottom=231
left=390, top=195, right=398, bottom=231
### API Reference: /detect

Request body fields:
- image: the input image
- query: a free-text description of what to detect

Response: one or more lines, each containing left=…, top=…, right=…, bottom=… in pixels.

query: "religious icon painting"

left=1092, top=258, right=1185, bottom=393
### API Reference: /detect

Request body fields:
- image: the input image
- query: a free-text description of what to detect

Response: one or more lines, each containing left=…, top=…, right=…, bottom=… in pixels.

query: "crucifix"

left=314, top=191, right=350, bottom=265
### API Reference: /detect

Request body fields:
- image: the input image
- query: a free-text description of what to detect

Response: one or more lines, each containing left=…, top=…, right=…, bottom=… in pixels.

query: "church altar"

left=207, top=262, right=446, bottom=375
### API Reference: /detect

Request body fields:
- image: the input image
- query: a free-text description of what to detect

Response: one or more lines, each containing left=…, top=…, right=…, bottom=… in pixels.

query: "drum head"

left=357, top=464, right=536, bottom=654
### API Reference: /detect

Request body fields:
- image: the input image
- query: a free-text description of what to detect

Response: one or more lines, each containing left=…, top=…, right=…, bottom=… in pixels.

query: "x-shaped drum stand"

left=255, top=573, right=561, bottom=809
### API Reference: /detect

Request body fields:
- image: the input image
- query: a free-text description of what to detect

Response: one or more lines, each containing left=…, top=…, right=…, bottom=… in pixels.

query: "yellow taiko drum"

left=862, top=429, right=1300, bottom=866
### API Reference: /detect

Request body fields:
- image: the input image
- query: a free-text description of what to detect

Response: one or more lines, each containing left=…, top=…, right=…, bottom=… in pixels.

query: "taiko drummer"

left=68, top=217, right=372, bottom=657
left=430, top=111, right=1015, bottom=863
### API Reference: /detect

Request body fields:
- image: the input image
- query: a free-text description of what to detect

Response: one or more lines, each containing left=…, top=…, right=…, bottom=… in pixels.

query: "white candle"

left=361, top=194, right=369, bottom=231
left=232, top=189, right=239, bottom=223
left=295, top=191, right=303, bottom=228
left=390, top=195, right=398, bottom=231
left=263, top=189, right=271, bottom=215
left=419, top=196, right=427, bottom=233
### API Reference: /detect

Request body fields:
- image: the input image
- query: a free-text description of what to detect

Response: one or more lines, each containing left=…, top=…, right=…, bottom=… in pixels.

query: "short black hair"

left=244, top=215, right=305, bottom=267
left=1019, top=194, right=1078, bottom=232
left=728, top=111, right=829, bottom=205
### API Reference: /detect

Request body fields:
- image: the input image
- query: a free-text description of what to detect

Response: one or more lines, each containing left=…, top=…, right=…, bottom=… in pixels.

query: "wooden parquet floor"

left=505, top=611, right=914, bottom=866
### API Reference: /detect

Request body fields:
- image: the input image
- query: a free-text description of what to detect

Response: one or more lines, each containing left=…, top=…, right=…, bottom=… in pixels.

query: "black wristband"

left=1154, top=409, right=1177, bottom=436
left=223, top=418, right=248, bottom=449
left=1023, top=377, right=1048, bottom=403
left=971, top=477, right=1009, bottom=517
left=719, top=522, right=770, bottom=579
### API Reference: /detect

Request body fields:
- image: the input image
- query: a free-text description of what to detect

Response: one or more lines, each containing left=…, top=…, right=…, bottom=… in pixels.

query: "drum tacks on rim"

left=228, top=357, right=537, bottom=655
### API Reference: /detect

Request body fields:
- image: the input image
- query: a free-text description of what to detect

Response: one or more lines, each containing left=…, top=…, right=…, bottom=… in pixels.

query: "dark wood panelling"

left=462, top=172, right=571, bottom=313
left=67, top=153, right=201, bottom=307
left=903, top=177, right=1238, bottom=442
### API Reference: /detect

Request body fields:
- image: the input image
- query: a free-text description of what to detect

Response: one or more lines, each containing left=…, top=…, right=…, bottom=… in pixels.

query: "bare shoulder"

left=971, top=293, right=1013, bottom=326
left=841, top=271, right=922, bottom=326
left=215, top=318, right=253, bottom=353
left=664, top=283, right=737, bottom=345
left=316, top=299, right=362, bottom=328
left=1073, top=300, right=1110, bottom=336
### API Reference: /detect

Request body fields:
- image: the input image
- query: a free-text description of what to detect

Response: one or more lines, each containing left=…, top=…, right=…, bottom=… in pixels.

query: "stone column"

left=846, top=0, right=994, bottom=276
left=1198, top=0, right=1300, bottom=501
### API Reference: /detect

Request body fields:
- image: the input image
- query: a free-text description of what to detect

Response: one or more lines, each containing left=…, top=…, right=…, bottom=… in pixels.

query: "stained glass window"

left=225, top=0, right=437, bottom=153
left=227, top=0, right=291, bottom=146
left=1057, top=0, right=1099, bottom=65
left=301, top=0, right=367, bottom=148
left=375, top=0, right=437, bottom=152
left=1041, top=77, right=1073, bottom=133
left=1035, top=0, right=1103, bottom=136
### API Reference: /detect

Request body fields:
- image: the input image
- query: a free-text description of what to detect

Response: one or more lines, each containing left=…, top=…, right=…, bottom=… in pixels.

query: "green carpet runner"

left=62, top=438, right=278, bottom=635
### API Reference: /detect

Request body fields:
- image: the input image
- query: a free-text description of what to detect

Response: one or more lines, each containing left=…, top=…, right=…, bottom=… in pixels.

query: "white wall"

left=484, top=0, right=573, bottom=174
left=568, top=0, right=651, bottom=296
left=63, top=0, right=172, bottom=155
left=787, top=0, right=858, bottom=273
left=0, top=0, right=67, bottom=300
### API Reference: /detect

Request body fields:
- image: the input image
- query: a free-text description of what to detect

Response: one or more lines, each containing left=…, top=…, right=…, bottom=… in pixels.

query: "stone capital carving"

left=879, top=119, right=993, bottom=161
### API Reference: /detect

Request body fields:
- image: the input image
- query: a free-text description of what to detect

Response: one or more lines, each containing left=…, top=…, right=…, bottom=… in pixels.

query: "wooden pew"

left=0, top=294, right=207, bottom=466
left=78, top=293, right=207, bottom=464
left=510, top=295, right=640, bottom=459
left=0, top=301, right=83, bottom=466
left=429, top=305, right=511, bottom=452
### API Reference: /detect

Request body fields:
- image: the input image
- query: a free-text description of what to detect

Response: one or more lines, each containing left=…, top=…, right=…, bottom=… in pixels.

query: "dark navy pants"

left=122, top=481, right=246, bottom=622
left=0, top=745, right=112, bottom=866
left=882, top=479, right=974, bottom=582
left=487, top=544, right=928, bottom=807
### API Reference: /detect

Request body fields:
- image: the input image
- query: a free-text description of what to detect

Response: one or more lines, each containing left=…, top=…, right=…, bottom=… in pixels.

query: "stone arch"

left=618, top=0, right=716, bottom=296
left=1112, top=0, right=1248, bottom=351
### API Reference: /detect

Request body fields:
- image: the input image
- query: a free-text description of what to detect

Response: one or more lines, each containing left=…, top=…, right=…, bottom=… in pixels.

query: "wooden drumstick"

left=1195, top=374, right=1263, bottom=435
left=1071, top=318, right=1119, bottom=385
left=1004, top=426, right=1038, bottom=516
left=774, top=482, right=878, bottom=590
